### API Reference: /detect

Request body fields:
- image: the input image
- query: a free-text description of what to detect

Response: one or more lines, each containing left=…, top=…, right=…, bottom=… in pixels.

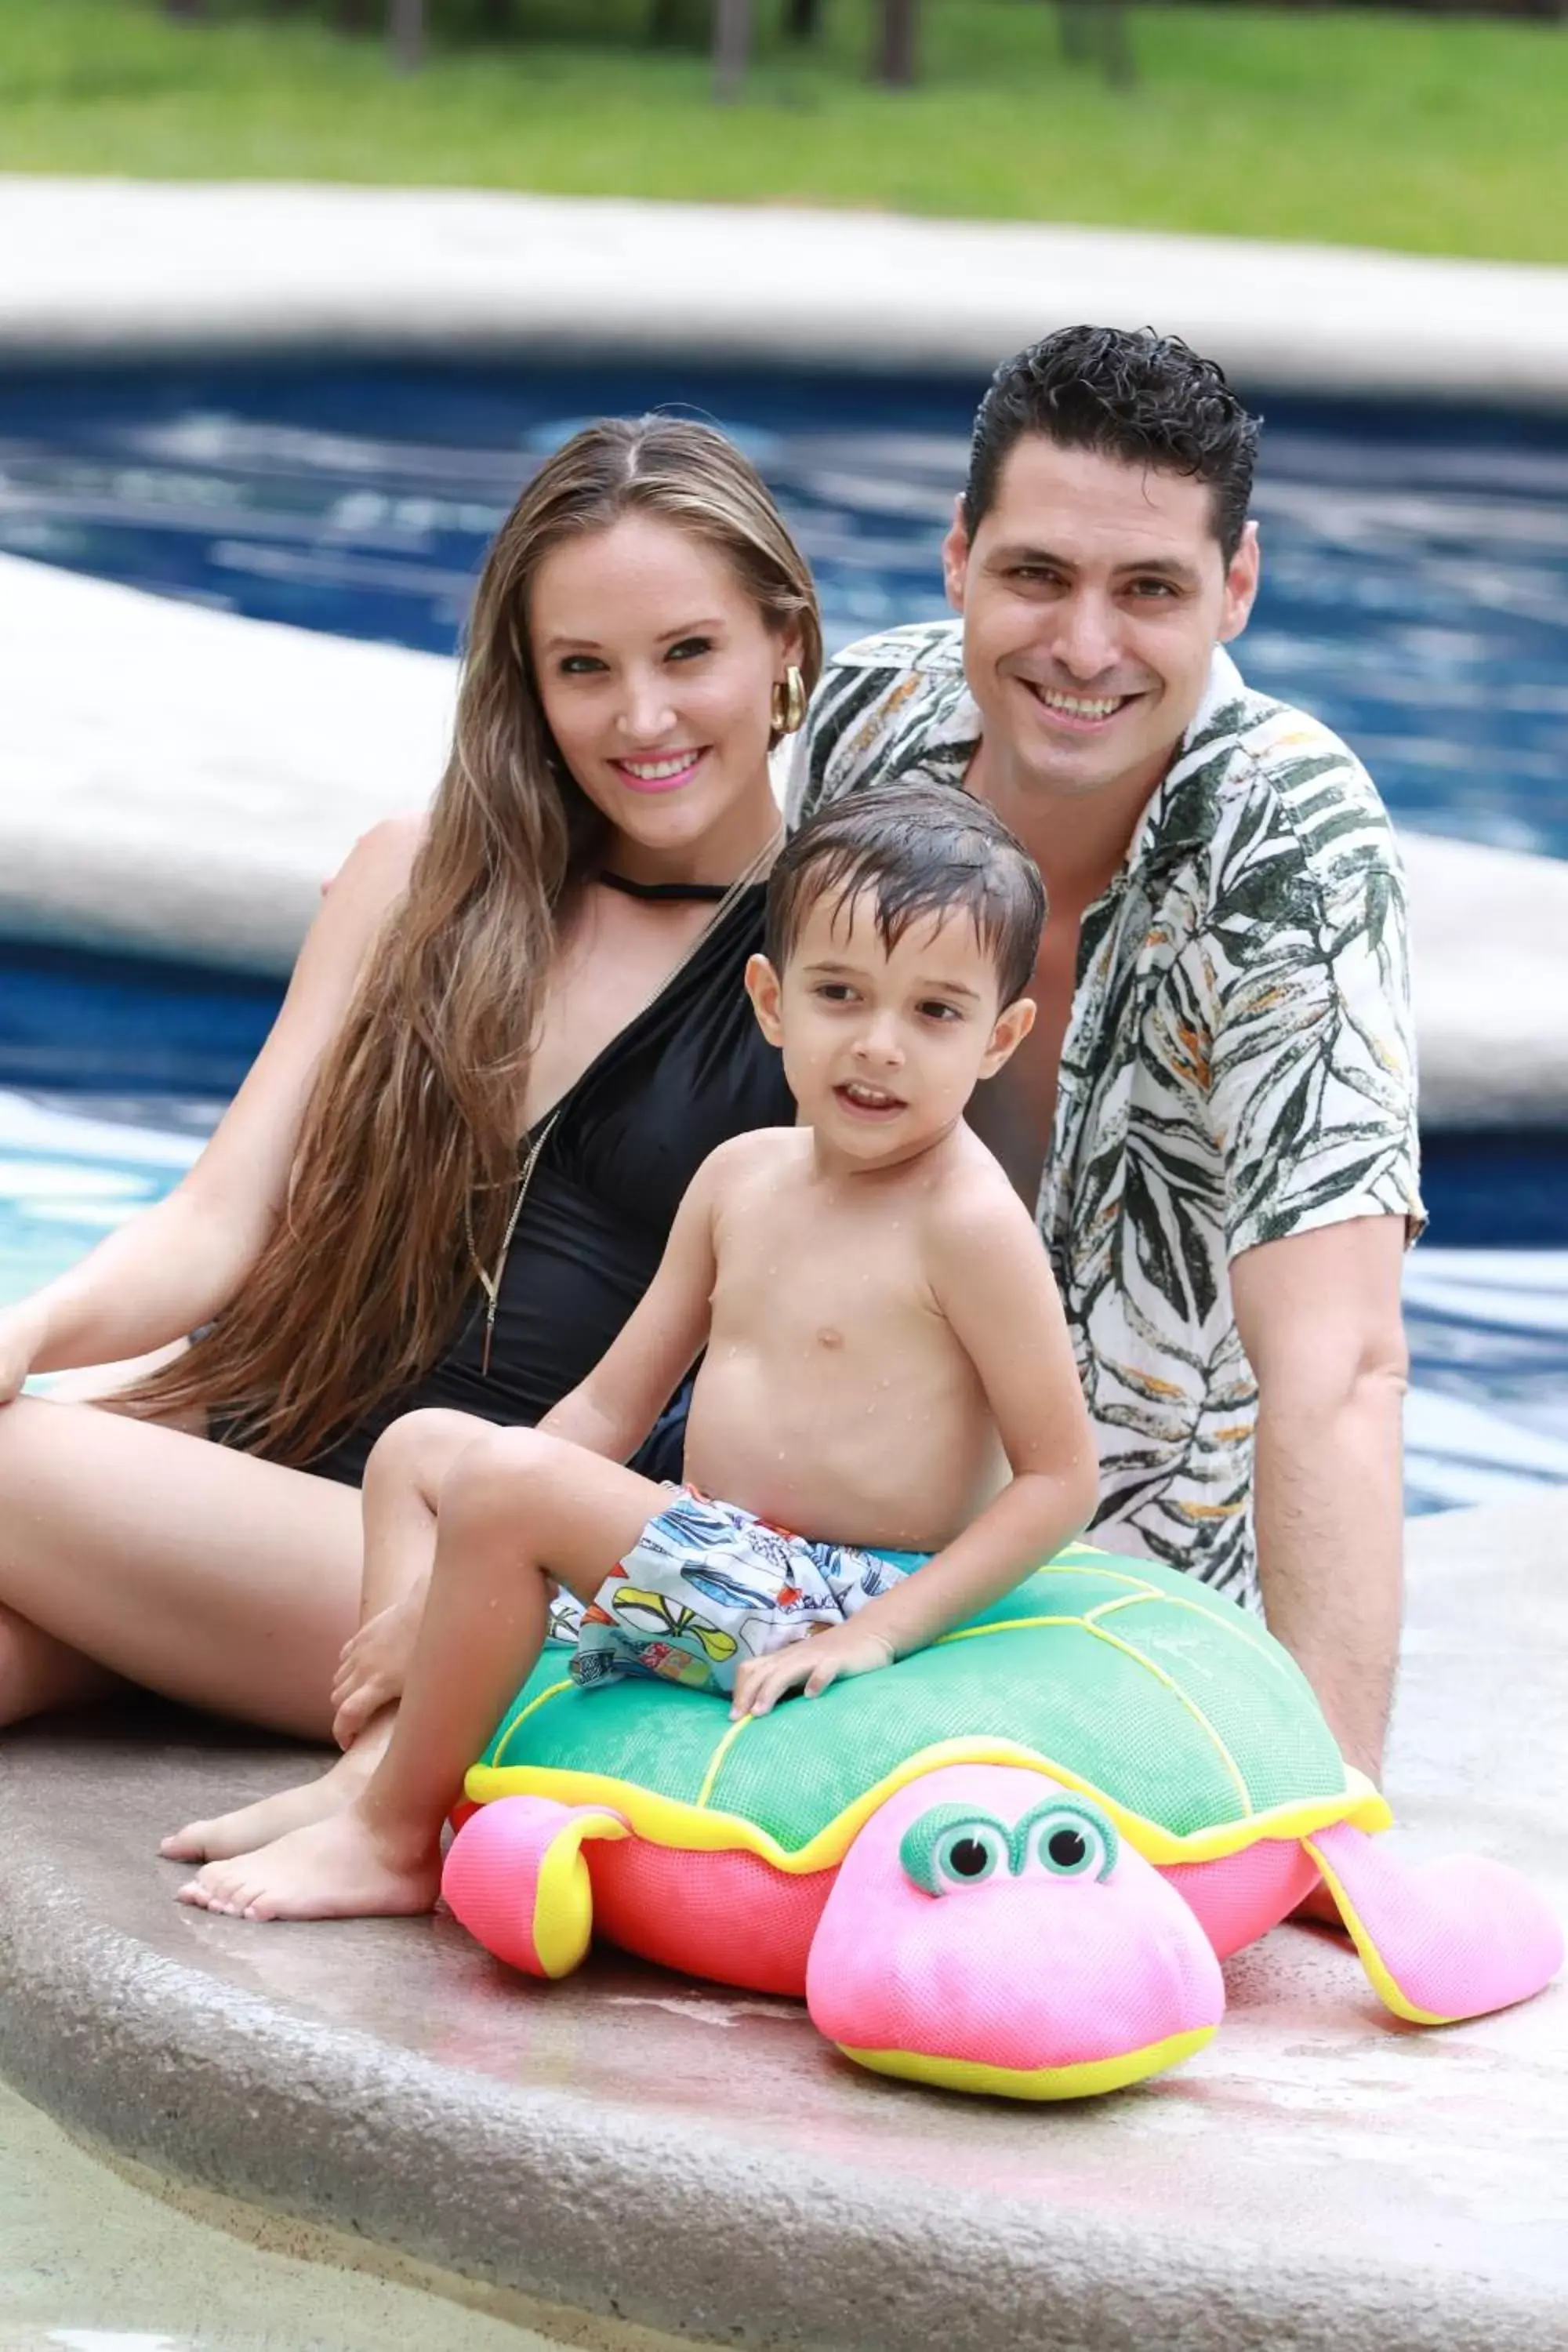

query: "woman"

left=0, top=417, right=819, bottom=1853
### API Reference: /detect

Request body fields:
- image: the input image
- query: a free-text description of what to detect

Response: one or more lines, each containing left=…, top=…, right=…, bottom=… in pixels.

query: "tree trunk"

left=1058, top=0, right=1134, bottom=88
left=388, top=0, right=425, bottom=72
left=335, top=0, right=376, bottom=28
left=163, top=0, right=206, bottom=19
left=713, top=0, right=752, bottom=101
left=1097, top=2, right=1134, bottom=89
left=784, top=0, right=823, bottom=37
left=874, top=0, right=917, bottom=85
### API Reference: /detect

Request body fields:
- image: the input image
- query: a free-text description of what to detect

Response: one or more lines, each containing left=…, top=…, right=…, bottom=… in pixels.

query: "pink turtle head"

left=806, top=1763, right=1224, bottom=2100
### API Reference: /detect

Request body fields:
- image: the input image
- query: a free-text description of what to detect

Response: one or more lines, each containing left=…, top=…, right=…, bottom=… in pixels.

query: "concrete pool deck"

left=0, top=1493, right=1563, bottom=2351
left=5, top=546, right=1566, bottom=1127
left=4, top=176, right=1568, bottom=406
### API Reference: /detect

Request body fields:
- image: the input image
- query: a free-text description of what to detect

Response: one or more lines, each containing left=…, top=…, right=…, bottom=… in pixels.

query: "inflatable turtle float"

left=443, top=1543, right=1561, bottom=2100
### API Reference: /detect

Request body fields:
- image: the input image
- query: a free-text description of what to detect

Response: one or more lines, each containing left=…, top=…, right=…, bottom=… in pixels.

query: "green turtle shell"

left=466, top=1543, right=1382, bottom=1870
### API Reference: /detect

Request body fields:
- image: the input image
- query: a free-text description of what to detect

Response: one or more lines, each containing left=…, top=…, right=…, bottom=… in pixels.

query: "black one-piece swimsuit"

left=296, top=880, right=791, bottom=1489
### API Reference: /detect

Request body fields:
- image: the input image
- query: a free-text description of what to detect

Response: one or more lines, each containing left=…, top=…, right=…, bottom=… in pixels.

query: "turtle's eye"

left=899, top=1806, right=1012, bottom=1896
left=1011, top=1798, right=1120, bottom=1883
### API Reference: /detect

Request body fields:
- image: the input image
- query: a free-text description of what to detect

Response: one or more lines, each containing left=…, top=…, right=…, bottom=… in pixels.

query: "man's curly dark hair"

left=963, top=325, right=1262, bottom=565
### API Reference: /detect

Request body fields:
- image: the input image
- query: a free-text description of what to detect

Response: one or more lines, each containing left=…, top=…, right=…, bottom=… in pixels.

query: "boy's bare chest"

left=713, top=1192, right=935, bottom=1355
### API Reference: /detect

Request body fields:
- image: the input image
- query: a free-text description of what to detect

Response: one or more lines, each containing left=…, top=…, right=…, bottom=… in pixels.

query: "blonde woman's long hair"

left=126, top=417, right=823, bottom=1465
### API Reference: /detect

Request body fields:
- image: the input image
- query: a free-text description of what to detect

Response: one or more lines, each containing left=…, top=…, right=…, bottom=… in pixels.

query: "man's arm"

left=1230, top=1213, right=1409, bottom=1784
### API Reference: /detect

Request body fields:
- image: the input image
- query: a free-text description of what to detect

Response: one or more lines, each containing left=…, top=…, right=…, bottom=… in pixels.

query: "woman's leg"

left=0, top=1346, right=210, bottom=1724
left=0, top=1601, right=119, bottom=1721
left=179, top=1428, right=663, bottom=1921
left=0, top=1394, right=361, bottom=1736
left=163, top=1408, right=492, bottom=1864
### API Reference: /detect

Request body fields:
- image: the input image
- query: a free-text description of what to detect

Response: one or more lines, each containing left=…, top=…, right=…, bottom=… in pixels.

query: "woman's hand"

left=0, top=1305, right=45, bottom=1406
left=331, top=1589, right=425, bottom=1748
left=729, top=1623, right=895, bottom=1720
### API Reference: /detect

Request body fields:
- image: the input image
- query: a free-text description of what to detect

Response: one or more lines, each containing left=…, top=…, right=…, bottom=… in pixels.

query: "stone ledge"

left=0, top=1497, right=1563, bottom=2352
left=4, top=551, right=1566, bottom=1127
left=0, top=554, right=453, bottom=975
left=3, top=178, right=1567, bottom=407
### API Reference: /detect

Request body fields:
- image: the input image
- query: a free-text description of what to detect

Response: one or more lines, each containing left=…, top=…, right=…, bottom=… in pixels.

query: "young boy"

left=177, top=781, right=1098, bottom=1922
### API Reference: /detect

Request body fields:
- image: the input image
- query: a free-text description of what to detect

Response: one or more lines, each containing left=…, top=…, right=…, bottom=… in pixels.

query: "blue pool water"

left=1, top=358, right=1566, bottom=859
left=0, top=358, right=1564, bottom=1513
left=4, top=1081, right=1564, bottom=1517
left=3, top=942, right=1566, bottom=1518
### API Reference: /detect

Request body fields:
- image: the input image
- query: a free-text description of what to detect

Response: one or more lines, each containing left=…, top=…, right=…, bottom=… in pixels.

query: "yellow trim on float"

left=463, top=1737, right=1392, bottom=1876
left=1301, top=1832, right=1457, bottom=2027
left=1069, top=1621, right=1253, bottom=1816
left=937, top=1613, right=1087, bottom=1643
left=1083, top=1588, right=1301, bottom=1682
left=839, top=2024, right=1217, bottom=2101
left=491, top=1678, right=574, bottom=1769
left=532, top=1808, right=627, bottom=1979
left=1033, top=1551, right=1160, bottom=1588
left=695, top=1710, right=753, bottom=1806
left=933, top=1604, right=1319, bottom=1816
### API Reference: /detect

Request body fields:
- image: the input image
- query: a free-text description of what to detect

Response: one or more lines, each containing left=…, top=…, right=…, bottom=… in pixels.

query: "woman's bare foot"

left=176, top=1802, right=441, bottom=1922
left=159, top=1715, right=393, bottom=1863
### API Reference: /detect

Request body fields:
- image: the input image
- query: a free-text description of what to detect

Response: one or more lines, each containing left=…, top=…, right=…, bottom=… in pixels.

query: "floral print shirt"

left=784, top=621, right=1424, bottom=1604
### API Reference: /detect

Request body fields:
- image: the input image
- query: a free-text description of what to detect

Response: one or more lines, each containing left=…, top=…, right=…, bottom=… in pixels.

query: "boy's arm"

left=856, top=1185, right=1098, bottom=1657
left=732, top=1184, right=1098, bottom=1715
left=536, top=1149, right=724, bottom=1465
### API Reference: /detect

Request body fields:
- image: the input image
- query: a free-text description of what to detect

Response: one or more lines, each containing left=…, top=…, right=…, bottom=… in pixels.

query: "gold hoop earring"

left=771, top=666, right=807, bottom=737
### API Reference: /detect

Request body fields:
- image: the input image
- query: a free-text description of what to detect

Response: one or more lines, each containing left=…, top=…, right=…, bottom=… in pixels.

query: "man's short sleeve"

left=783, top=621, right=973, bottom=835
left=779, top=712, right=818, bottom=833
left=1206, top=798, right=1425, bottom=1261
left=784, top=652, right=887, bottom=833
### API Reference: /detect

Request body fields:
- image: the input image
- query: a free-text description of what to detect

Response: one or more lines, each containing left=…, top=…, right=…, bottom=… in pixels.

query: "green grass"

left=2, top=0, right=1564, bottom=263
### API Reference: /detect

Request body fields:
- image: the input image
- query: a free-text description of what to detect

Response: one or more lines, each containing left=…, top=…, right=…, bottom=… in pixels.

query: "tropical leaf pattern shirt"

left=784, top=621, right=1424, bottom=1604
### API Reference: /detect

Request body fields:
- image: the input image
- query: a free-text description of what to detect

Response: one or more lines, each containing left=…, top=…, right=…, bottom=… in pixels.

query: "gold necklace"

left=466, top=825, right=782, bottom=1379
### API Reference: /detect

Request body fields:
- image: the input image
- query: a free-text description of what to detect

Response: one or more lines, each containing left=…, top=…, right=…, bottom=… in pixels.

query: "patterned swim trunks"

left=564, top=1486, right=927, bottom=1695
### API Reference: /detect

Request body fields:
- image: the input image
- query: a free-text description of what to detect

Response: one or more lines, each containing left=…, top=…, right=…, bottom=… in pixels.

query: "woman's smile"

left=610, top=748, right=710, bottom=793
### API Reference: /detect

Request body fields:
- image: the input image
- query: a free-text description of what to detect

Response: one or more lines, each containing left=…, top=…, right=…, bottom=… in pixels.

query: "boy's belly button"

left=817, top=1327, right=844, bottom=1349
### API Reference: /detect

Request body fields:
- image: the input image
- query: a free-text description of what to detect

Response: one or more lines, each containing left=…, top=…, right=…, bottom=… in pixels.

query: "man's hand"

left=331, top=1591, right=424, bottom=1748
left=730, top=1624, right=895, bottom=1719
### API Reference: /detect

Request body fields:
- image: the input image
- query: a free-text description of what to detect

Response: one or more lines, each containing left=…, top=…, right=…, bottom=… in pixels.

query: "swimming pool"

left=4, top=941, right=1565, bottom=1519
left=0, top=357, right=1564, bottom=860
left=1, top=360, right=1564, bottom=1515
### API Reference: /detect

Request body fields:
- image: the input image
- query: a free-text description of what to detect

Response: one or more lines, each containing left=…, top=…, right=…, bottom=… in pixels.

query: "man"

left=786, top=325, right=1422, bottom=1784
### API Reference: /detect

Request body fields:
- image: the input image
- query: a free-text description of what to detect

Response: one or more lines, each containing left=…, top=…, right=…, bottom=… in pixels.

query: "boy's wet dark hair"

left=766, top=782, right=1045, bottom=1008
left=963, top=325, right=1261, bottom=565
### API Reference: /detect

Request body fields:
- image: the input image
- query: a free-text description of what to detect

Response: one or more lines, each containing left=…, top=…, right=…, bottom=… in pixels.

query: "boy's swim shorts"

left=562, top=1485, right=927, bottom=1695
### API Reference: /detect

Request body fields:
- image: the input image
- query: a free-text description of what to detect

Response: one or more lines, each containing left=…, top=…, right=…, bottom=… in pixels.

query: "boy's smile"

left=836, top=1076, right=908, bottom=1122
left=746, top=891, right=1035, bottom=1172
